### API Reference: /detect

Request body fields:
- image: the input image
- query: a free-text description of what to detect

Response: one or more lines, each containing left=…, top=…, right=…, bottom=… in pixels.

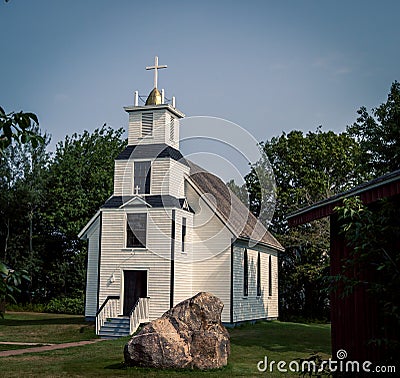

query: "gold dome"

left=145, top=87, right=162, bottom=105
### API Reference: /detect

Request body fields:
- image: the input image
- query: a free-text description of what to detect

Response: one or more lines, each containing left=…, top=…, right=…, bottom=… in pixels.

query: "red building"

left=287, top=170, right=400, bottom=366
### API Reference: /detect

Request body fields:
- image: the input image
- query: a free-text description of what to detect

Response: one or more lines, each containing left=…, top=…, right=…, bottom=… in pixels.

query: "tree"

left=0, top=106, right=43, bottom=315
left=244, top=128, right=363, bottom=320
left=0, top=126, right=50, bottom=305
left=0, top=261, right=29, bottom=316
left=333, top=196, right=400, bottom=361
left=39, top=125, right=127, bottom=298
left=347, top=81, right=400, bottom=177
left=0, top=106, right=43, bottom=153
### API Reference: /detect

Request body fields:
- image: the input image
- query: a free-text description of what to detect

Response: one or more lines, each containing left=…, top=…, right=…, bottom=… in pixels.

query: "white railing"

left=96, top=296, right=120, bottom=335
left=129, top=297, right=150, bottom=334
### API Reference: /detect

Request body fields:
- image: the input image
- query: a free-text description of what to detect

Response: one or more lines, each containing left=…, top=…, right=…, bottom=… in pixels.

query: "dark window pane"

left=182, top=217, right=186, bottom=252
left=127, top=213, right=147, bottom=248
left=243, top=249, right=248, bottom=296
left=134, top=161, right=151, bottom=194
left=257, top=252, right=261, bottom=296
left=268, top=255, right=272, bottom=296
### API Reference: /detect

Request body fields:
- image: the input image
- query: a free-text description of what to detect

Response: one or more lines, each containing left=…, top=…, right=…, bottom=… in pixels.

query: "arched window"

left=243, top=249, right=248, bottom=296
left=257, top=252, right=261, bottom=296
left=268, top=255, right=272, bottom=296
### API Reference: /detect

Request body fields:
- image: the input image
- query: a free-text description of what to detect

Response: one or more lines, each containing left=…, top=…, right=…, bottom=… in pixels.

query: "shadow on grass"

left=104, top=362, right=127, bottom=370
left=0, top=317, right=87, bottom=326
left=229, top=321, right=331, bottom=355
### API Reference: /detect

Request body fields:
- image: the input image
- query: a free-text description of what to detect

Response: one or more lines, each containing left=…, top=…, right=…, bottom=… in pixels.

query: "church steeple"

left=124, top=55, right=184, bottom=149
left=145, top=56, right=167, bottom=105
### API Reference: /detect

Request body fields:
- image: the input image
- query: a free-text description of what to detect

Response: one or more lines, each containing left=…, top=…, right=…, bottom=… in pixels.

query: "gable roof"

left=186, top=161, right=284, bottom=251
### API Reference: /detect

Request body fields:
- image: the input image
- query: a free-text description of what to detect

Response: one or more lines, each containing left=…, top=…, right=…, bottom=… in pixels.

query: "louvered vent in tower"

left=141, top=112, right=153, bottom=137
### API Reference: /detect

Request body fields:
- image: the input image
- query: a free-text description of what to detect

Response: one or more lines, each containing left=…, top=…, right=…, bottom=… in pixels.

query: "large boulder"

left=124, top=292, right=230, bottom=370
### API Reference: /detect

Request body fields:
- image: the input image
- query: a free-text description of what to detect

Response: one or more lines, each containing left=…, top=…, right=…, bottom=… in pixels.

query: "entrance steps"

left=98, top=317, right=130, bottom=339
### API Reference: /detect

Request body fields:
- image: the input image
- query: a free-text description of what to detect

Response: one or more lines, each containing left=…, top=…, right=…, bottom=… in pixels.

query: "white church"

left=79, top=57, right=284, bottom=337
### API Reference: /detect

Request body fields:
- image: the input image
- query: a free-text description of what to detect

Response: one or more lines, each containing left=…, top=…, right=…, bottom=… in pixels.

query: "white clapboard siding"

left=169, top=160, right=189, bottom=198
left=114, top=160, right=134, bottom=196
left=151, top=159, right=171, bottom=195
left=84, top=216, right=101, bottom=318
left=98, top=209, right=173, bottom=320
left=185, top=181, right=232, bottom=322
left=128, top=112, right=141, bottom=143
left=128, top=109, right=179, bottom=148
left=232, top=246, right=279, bottom=322
left=165, top=113, right=180, bottom=150
left=173, top=210, right=194, bottom=305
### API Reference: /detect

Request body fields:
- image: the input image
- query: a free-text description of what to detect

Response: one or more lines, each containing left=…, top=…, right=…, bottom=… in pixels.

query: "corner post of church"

left=230, top=240, right=234, bottom=324
left=170, top=210, right=176, bottom=308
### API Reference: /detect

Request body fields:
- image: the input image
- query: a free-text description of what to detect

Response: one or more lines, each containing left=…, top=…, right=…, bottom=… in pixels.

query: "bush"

left=5, top=302, right=46, bottom=313
left=45, top=296, right=84, bottom=315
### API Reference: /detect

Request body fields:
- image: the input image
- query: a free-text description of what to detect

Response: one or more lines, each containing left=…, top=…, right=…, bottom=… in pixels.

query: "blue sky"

left=1, top=0, right=399, bottom=153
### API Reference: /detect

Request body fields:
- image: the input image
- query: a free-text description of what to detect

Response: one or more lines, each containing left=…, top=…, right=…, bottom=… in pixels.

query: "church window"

left=181, top=217, right=186, bottom=252
left=141, top=112, right=153, bottom=137
left=126, top=213, right=147, bottom=248
left=268, top=255, right=272, bottom=296
left=170, top=116, right=175, bottom=141
left=243, top=249, right=248, bottom=296
left=257, top=252, right=261, bottom=296
left=134, top=161, right=151, bottom=194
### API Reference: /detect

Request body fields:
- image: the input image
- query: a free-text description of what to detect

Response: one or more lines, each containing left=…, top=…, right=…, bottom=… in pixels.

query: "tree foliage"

left=0, top=106, right=43, bottom=152
left=333, top=196, right=400, bottom=360
left=243, top=128, right=363, bottom=320
left=347, top=81, right=400, bottom=177
left=0, top=124, right=126, bottom=306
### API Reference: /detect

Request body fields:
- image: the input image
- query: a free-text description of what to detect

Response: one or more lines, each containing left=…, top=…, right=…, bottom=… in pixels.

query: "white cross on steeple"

left=134, top=185, right=140, bottom=195
left=146, top=56, right=167, bottom=89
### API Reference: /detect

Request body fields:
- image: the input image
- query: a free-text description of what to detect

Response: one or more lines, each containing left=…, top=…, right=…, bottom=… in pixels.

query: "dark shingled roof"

left=116, top=143, right=188, bottom=165
left=187, top=161, right=284, bottom=251
left=102, top=195, right=190, bottom=210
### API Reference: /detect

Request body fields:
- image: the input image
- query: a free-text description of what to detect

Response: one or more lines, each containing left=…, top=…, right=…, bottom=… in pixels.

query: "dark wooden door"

left=123, top=270, right=147, bottom=315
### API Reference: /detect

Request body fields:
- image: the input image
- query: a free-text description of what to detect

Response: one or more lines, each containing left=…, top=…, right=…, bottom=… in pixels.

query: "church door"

left=123, top=270, right=147, bottom=315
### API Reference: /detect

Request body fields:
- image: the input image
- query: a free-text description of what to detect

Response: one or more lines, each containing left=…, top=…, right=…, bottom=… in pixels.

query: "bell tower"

left=124, top=56, right=184, bottom=150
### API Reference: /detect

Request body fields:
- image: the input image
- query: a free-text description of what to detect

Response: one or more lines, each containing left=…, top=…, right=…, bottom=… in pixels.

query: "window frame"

left=257, top=252, right=261, bottom=297
left=268, top=255, right=272, bottom=297
left=134, top=161, right=151, bottom=195
left=243, top=249, right=249, bottom=297
left=126, top=213, right=147, bottom=249
left=181, top=217, right=186, bottom=252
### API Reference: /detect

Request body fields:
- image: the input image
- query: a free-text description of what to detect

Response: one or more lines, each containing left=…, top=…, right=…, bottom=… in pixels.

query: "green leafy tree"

left=0, top=106, right=43, bottom=314
left=347, top=81, right=400, bottom=177
left=40, top=125, right=127, bottom=297
left=245, top=128, right=363, bottom=320
left=333, top=196, right=400, bottom=361
left=0, top=106, right=43, bottom=153
left=0, top=126, right=50, bottom=305
left=0, top=262, right=29, bottom=317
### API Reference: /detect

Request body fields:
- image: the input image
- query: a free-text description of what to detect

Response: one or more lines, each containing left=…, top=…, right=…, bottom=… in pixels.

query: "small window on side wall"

left=268, top=255, right=272, bottom=297
left=181, top=217, right=186, bottom=252
left=257, top=252, right=261, bottom=296
left=243, top=249, right=248, bottom=296
left=126, top=213, right=147, bottom=248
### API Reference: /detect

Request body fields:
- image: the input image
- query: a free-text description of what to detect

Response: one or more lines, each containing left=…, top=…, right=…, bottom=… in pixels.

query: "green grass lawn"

left=0, top=312, right=331, bottom=377
left=0, top=312, right=96, bottom=344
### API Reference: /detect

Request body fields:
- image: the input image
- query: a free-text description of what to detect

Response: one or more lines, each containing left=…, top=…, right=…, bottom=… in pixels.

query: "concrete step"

left=99, top=317, right=130, bottom=339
